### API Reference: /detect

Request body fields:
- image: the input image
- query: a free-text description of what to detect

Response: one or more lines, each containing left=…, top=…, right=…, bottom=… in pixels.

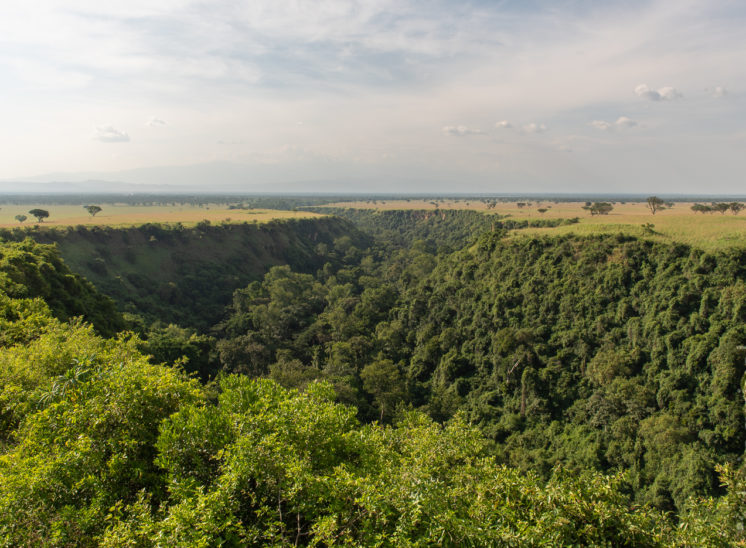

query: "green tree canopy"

left=646, top=196, right=666, bottom=215
left=584, top=202, right=614, bottom=215
left=28, top=208, right=49, bottom=222
left=84, top=204, right=102, bottom=217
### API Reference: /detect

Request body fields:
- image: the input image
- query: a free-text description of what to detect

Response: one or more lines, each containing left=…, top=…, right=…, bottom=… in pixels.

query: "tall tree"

left=361, top=359, right=406, bottom=421
left=28, top=208, right=49, bottom=222
left=646, top=196, right=665, bottom=215
left=84, top=205, right=103, bottom=217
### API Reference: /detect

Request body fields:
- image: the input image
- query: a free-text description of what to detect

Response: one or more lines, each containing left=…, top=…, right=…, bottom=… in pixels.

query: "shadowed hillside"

left=0, top=218, right=370, bottom=329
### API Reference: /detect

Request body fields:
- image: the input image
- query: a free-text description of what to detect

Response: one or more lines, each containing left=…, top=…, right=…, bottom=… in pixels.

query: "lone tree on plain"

left=84, top=205, right=102, bottom=217
left=646, top=196, right=666, bottom=215
left=584, top=202, right=614, bottom=215
left=593, top=202, right=613, bottom=215
left=14, top=214, right=27, bottom=223
left=28, top=209, right=49, bottom=223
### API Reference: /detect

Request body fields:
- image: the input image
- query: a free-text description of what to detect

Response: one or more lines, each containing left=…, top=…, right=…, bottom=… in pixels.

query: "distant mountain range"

left=0, top=160, right=522, bottom=195
left=2, top=162, right=746, bottom=199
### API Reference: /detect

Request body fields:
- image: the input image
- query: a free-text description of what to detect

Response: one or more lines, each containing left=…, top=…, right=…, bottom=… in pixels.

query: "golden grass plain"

left=323, top=199, right=746, bottom=252
left=0, top=204, right=323, bottom=229
left=2, top=199, right=744, bottom=252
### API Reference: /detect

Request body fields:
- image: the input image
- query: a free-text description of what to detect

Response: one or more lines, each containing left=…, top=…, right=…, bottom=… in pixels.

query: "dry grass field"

left=325, top=199, right=746, bottom=252
left=3, top=199, right=744, bottom=252
left=0, top=203, right=323, bottom=228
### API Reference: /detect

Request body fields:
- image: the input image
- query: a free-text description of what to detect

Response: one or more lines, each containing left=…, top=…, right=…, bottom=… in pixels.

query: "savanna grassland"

left=0, top=203, right=322, bottom=228
left=324, top=199, right=746, bottom=252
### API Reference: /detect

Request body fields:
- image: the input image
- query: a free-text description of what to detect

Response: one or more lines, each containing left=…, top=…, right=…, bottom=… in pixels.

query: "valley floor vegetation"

left=1, top=201, right=745, bottom=546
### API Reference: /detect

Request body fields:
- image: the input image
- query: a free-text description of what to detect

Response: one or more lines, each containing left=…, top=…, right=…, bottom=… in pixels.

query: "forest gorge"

left=1, top=207, right=745, bottom=546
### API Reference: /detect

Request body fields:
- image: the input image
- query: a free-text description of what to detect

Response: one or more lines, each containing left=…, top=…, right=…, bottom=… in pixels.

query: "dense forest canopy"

left=1, top=207, right=745, bottom=545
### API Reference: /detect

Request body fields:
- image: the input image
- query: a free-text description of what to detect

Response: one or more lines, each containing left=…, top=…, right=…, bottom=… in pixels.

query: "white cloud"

left=657, top=86, right=682, bottom=100
left=590, top=116, right=637, bottom=131
left=590, top=120, right=612, bottom=131
left=523, top=122, right=547, bottom=134
left=614, top=116, right=637, bottom=128
left=442, top=125, right=484, bottom=136
left=495, top=120, right=548, bottom=134
left=1, top=1, right=746, bottom=191
left=147, top=117, right=167, bottom=127
left=635, top=84, right=682, bottom=101
left=94, top=126, right=130, bottom=143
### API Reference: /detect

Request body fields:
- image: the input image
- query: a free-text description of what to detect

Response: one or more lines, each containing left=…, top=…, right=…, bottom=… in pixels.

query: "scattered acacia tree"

left=584, top=202, right=614, bottom=215
left=28, top=209, right=49, bottom=223
left=729, top=202, right=744, bottom=215
left=646, top=196, right=666, bottom=215
left=691, top=203, right=712, bottom=214
left=537, top=208, right=548, bottom=215
left=595, top=202, right=614, bottom=215
left=712, top=202, right=731, bottom=215
left=84, top=205, right=102, bottom=217
left=14, top=214, right=27, bottom=223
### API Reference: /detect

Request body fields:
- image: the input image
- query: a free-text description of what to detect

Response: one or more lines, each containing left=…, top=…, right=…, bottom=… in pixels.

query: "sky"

left=1, top=0, right=745, bottom=194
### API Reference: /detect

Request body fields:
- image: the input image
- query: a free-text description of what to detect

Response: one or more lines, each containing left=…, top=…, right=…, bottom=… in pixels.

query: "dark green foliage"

left=390, top=234, right=746, bottom=510
left=0, top=218, right=370, bottom=329
left=28, top=209, right=49, bottom=222
left=583, top=201, right=614, bottom=215
left=84, top=205, right=102, bottom=217
left=216, top=231, right=746, bottom=513
left=0, top=227, right=746, bottom=546
left=0, top=239, right=124, bottom=336
left=0, top=222, right=745, bottom=544
left=1, top=362, right=736, bottom=546
left=497, top=216, right=579, bottom=229
left=309, top=208, right=501, bottom=252
left=137, top=323, right=217, bottom=381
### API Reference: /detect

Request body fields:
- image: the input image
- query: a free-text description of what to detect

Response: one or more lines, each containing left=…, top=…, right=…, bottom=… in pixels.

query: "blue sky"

left=0, top=0, right=744, bottom=193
